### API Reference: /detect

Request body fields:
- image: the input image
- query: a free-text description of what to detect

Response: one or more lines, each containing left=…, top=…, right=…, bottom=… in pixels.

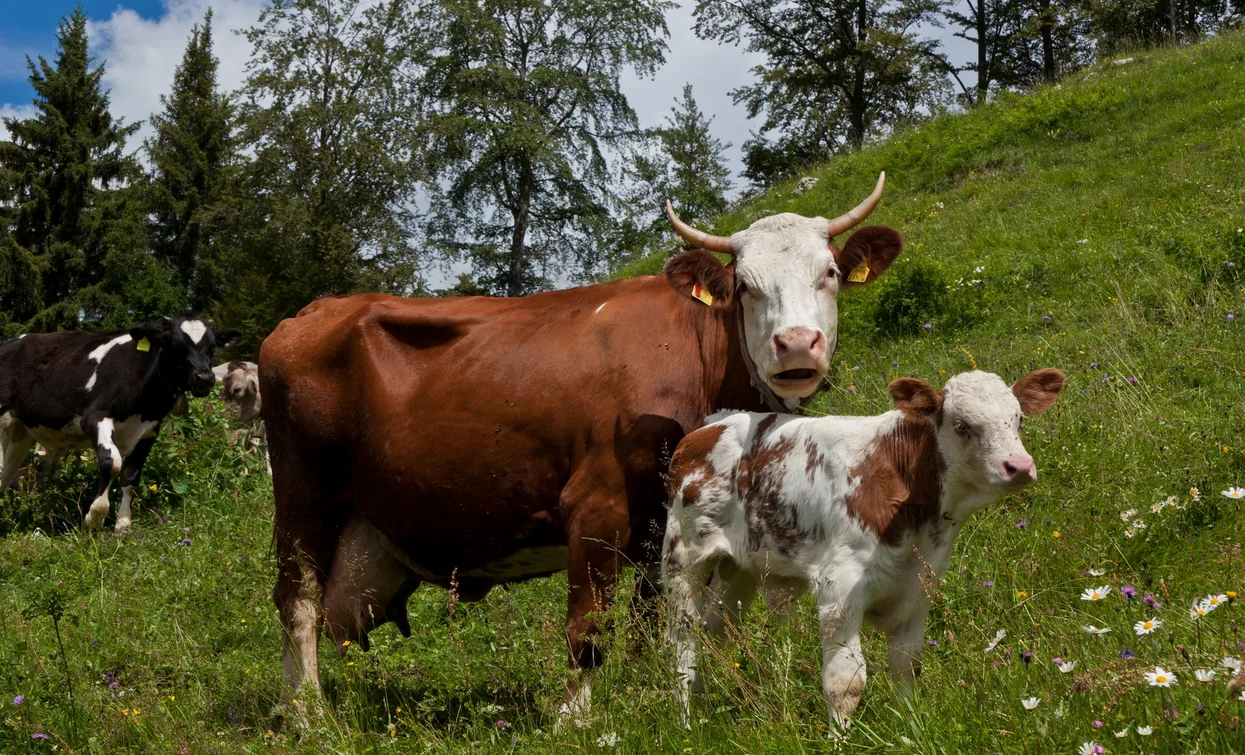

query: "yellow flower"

left=733, top=662, right=741, bottom=668
left=168, top=695, right=175, bottom=702
left=148, top=484, right=158, bottom=493
left=1228, top=591, right=1238, bottom=599
left=1017, top=591, right=1028, bottom=599
left=132, top=708, right=140, bottom=716
left=1052, top=531, right=1061, bottom=538
left=342, top=640, right=351, bottom=647
left=347, top=661, right=355, bottom=667
left=396, top=707, right=402, bottom=714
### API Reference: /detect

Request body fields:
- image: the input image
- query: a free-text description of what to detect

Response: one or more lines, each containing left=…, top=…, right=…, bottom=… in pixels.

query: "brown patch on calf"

left=888, top=378, right=944, bottom=420
left=664, top=251, right=735, bottom=309
left=844, top=418, right=944, bottom=547
left=742, top=432, right=816, bottom=553
left=1011, top=368, right=1065, bottom=416
left=803, top=437, right=825, bottom=482
left=668, top=424, right=728, bottom=506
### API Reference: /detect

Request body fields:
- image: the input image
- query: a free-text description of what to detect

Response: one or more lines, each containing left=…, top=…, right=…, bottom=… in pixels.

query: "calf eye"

left=954, top=421, right=972, bottom=437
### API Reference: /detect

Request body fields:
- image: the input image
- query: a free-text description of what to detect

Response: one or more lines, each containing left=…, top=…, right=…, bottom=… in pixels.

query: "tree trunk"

left=849, top=0, right=868, bottom=147
left=1039, top=0, right=1056, bottom=83
left=1168, top=0, right=1177, bottom=42
left=976, top=0, right=988, bottom=105
left=506, top=158, right=534, bottom=297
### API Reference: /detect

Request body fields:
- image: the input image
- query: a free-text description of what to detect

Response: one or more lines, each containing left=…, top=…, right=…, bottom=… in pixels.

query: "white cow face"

left=892, top=369, right=1065, bottom=491
left=665, top=177, right=903, bottom=403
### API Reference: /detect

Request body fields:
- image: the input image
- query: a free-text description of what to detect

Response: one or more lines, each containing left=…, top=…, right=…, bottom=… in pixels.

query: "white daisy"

left=1190, top=599, right=1211, bottom=620
left=1194, top=669, right=1216, bottom=682
left=1087, top=568, right=1106, bottom=577
left=1165, top=495, right=1178, bottom=506
left=1239, top=690, right=1245, bottom=702
left=1223, top=657, right=1242, bottom=672
left=1131, top=518, right=1147, bottom=530
left=1145, top=666, right=1176, bottom=687
left=1190, top=487, right=1201, bottom=500
left=984, top=628, right=1006, bottom=652
left=1119, top=508, right=1136, bottom=521
left=1124, top=527, right=1136, bottom=538
left=1021, top=696, right=1040, bottom=710
left=1078, top=742, right=1103, bottom=755
left=1222, top=487, right=1245, bottom=500
left=1114, top=727, right=1129, bottom=738
left=1205, top=593, right=1229, bottom=609
left=1081, top=586, right=1111, bottom=601
left=1082, top=625, right=1111, bottom=635
left=1134, top=617, right=1161, bottom=635
left=1150, top=502, right=1163, bottom=514
left=1059, top=660, right=1078, bottom=673
left=1136, top=726, right=1153, bottom=736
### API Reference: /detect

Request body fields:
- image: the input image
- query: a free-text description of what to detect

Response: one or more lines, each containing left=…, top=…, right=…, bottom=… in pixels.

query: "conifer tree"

left=146, top=9, right=236, bottom=314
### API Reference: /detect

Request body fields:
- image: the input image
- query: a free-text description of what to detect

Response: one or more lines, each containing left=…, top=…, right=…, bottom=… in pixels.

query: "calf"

left=662, top=368, right=1064, bottom=730
left=0, top=318, right=240, bottom=532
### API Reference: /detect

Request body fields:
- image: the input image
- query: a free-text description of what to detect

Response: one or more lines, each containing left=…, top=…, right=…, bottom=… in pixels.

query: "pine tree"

left=0, top=5, right=164, bottom=332
left=146, top=9, right=236, bottom=314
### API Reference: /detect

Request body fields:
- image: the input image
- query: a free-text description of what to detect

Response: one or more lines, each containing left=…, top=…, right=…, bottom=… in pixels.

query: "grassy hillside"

left=3, top=33, right=1245, bottom=753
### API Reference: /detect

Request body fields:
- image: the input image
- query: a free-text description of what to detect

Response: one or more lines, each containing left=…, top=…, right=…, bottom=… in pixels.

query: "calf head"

left=218, top=361, right=262, bottom=423
left=889, top=368, right=1065, bottom=492
left=128, top=317, right=242, bottom=398
left=665, top=174, right=902, bottom=402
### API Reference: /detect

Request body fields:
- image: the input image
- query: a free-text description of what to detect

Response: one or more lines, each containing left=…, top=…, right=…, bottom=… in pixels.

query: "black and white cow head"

left=665, top=174, right=903, bottom=403
left=127, top=317, right=242, bottom=398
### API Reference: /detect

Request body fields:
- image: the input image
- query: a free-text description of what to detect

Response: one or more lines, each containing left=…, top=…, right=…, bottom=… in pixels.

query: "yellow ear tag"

left=847, top=262, right=870, bottom=283
left=135, top=337, right=151, bottom=352
left=691, top=281, right=714, bottom=306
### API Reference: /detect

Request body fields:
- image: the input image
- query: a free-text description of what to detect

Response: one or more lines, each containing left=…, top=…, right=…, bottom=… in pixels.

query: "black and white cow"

left=0, top=317, right=241, bottom=532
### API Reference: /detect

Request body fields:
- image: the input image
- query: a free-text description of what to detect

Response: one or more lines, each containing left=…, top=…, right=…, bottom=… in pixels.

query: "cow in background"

left=0, top=318, right=240, bottom=532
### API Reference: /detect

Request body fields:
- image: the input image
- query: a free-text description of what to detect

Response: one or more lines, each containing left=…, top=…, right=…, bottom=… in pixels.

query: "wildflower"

left=1016, top=518, right=1027, bottom=529
left=1017, top=590, right=1028, bottom=599
left=1078, top=742, right=1104, bottom=755
left=1052, top=657, right=1063, bottom=665
left=923, top=322, right=932, bottom=331
left=982, top=580, right=994, bottom=587
left=1124, top=527, right=1136, bottom=538
left=148, top=484, right=158, bottom=493
left=1230, top=313, right=1237, bottom=322
left=31, top=734, right=48, bottom=741
left=1223, top=657, right=1242, bottom=672
left=984, top=629, right=1006, bottom=652
left=1082, top=625, right=1111, bottom=635
left=495, top=719, right=508, bottom=728
left=1206, top=594, right=1229, bottom=609
left=1240, top=690, right=1245, bottom=702
left=180, top=538, right=191, bottom=547
left=1142, top=593, right=1161, bottom=610
left=1092, top=720, right=1104, bottom=728
left=596, top=732, right=620, bottom=747
left=1127, top=377, right=1138, bottom=385
left=1131, top=518, right=1146, bottom=530
left=1145, top=667, right=1176, bottom=687
left=891, top=360, right=898, bottom=367
left=1088, top=568, right=1106, bottom=577
left=1059, top=661, right=1078, bottom=673
left=13, top=695, right=22, bottom=705
left=1194, top=669, right=1216, bottom=682
left=1021, top=697, right=1040, bottom=710
left=1136, top=726, right=1152, bottom=735
left=1114, top=727, right=1129, bottom=738
left=1222, top=488, right=1245, bottom=499
left=1150, top=502, right=1164, bottom=514
left=1119, top=649, right=1135, bottom=660
left=1134, top=618, right=1161, bottom=635
left=927, top=639, right=939, bottom=647
left=1081, top=586, right=1111, bottom=601
left=1042, top=315, right=1052, bottom=323
left=1053, top=530, right=1061, bottom=538
left=852, top=365, right=860, bottom=372
left=1190, top=487, right=1200, bottom=500
left=1023, top=651, right=1033, bottom=664
left=1121, top=585, right=1136, bottom=599
left=1190, top=599, right=1212, bottom=620
left=1228, top=591, right=1237, bottom=602
left=1119, top=509, right=1136, bottom=521
left=342, top=640, right=351, bottom=647
left=1165, top=495, right=1178, bottom=506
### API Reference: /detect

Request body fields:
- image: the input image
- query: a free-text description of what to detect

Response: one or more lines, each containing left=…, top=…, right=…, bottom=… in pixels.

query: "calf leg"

left=115, top=436, right=156, bottom=534
left=814, top=577, right=868, bottom=733
left=885, top=611, right=927, bottom=696
left=83, top=417, right=123, bottom=530
left=0, top=416, right=34, bottom=490
left=661, top=519, right=713, bottom=726
left=703, top=558, right=758, bottom=636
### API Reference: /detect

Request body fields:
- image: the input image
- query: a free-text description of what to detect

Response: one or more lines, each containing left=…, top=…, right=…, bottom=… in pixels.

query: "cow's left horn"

left=667, top=200, right=734, bottom=255
left=825, top=172, right=885, bottom=238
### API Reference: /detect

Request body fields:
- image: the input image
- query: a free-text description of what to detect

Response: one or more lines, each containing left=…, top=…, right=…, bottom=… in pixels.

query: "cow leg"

left=885, top=609, right=928, bottom=696
left=661, top=520, right=713, bottom=726
left=115, top=436, right=155, bottom=534
left=84, top=417, right=123, bottom=530
left=813, top=575, right=868, bottom=734
left=703, top=558, right=758, bottom=636
left=560, top=483, right=632, bottom=719
left=0, top=416, right=34, bottom=490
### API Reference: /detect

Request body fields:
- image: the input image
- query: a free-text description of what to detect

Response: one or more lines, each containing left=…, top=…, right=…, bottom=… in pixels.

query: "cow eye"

left=737, top=280, right=750, bottom=295
left=826, top=266, right=840, bottom=281
left=954, top=421, right=972, bottom=437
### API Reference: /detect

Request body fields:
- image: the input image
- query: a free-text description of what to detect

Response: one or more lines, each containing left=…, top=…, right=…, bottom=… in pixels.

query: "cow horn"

left=825, top=172, right=886, bottom=238
left=666, top=200, right=734, bottom=255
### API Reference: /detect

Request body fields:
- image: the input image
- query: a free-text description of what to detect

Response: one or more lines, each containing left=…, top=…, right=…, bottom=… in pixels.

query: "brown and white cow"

left=662, top=368, right=1065, bottom=730
left=259, top=175, right=904, bottom=719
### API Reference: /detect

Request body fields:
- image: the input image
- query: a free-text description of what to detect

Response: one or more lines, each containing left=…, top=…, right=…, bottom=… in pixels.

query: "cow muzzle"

left=1001, top=453, right=1037, bottom=485
left=769, top=327, right=828, bottom=396
left=191, top=373, right=215, bottom=397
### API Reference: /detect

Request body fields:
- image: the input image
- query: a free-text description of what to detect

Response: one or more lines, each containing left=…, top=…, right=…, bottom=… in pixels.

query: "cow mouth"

left=772, top=369, right=818, bottom=383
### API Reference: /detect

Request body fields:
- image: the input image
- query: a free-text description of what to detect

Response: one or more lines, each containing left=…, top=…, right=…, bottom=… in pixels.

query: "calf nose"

left=1002, top=454, right=1037, bottom=483
left=772, top=327, right=826, bottom=362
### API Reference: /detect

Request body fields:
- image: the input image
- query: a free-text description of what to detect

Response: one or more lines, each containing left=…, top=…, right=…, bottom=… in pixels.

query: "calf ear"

left=128, top=322, right=169, bottom=348
left=664, top=250, right=734, bottom=309
left=833, top=226, right=903, bottom=288
left=888, top=377, right=944, bottom=420
left=1012, top=368, right=1065, bottom=416
left=215, top=329, right=242, bottom=349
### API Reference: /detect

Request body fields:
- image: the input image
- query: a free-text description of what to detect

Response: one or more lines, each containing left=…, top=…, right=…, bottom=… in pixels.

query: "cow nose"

left=772, top=327, right=826, bottom=362
left=1002, top=454, right=1037, bottom=483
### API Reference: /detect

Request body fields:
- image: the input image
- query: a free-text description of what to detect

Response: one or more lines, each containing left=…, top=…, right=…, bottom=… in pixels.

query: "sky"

left=0, top=0, right=976, bottom=187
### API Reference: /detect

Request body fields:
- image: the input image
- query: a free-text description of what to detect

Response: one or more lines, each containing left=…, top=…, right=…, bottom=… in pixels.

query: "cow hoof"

left=115, top=518, right=132, bottom=534
left=83, top=505, right=108, bottom=530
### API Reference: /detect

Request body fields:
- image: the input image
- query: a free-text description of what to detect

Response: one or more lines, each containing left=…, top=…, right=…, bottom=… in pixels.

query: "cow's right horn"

left=667, top=200, right=734, bottom=255
left=825, top=172, right=885, bottom=238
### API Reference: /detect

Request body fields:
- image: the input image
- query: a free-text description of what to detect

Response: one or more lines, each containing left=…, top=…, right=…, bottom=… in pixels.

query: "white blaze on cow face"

left=732, top=214, right=839, bottom=400
left=180, top=319, right=208, bottom=344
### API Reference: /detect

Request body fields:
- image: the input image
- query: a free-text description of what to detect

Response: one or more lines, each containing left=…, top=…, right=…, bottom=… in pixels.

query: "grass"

left=4, top=32, right=1245, bottom=754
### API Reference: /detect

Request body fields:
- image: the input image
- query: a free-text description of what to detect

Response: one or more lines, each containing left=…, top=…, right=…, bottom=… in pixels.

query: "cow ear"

left=664, top=250, right=734, bottom=309
left=888, top=377, right=944, bottom=420
left=1012, top=368, right=1065, bottom=416
left=833, top=226, right=903, bottom=288
left=215, top=329, right=242, bottom=349
left=128, top=322, right=168, bottom=347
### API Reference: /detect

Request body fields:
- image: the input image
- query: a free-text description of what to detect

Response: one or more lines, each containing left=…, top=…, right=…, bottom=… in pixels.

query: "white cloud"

left=0, top=103, right=37, bottom=140
left=87, top=0, right=265, bottom=152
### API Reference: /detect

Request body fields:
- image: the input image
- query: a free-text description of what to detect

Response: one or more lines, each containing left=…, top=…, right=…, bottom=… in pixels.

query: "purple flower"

left=1092, top=720, right=1104, bottom=728
left=67, top=542, right=74, bottom=549
left=495, top=719, right=508, bottom=728
left=982, top=580, right=994, bottom=587
left=1143, top=593, right=1161, bottom=610
left=1089, top=362, right=1097, bottom=368
left=31, top=734, right=48, bottom=741
left=1227, top=260, right=1237, bottom=268
left=1052, top=657, right=1063, bottom=665
left=1119, top=649, right=1134, bottom=660
left=1121, top=585, right=1136, bottom=599
left=846, top=385, right=856, bottom=393
left=927, top=639, right=939, bottom=647
left=1101, top=373, right=1110, bottom=384
left=891, top=360, right=898, bottom=367
left=852, top=365, right=860, bottom=372
left=183, top=527, right=190, bottom=534
left=180, top=538, right=191, bottom=547
left=13, top=695, right=23, bottom=705
left=1229, top=313, right=1236, bottom=322
left=1016, top=518, right=1026, bottom=529
left=923, top=322, right=932, bottom=330
left=1127, top=376, right=1138, bottom=385
left=1022, top=651, right=1032, bottom=664
left=109, top=681, right=119, bottom=689
left=1041, top=315, right=1051, bottom=322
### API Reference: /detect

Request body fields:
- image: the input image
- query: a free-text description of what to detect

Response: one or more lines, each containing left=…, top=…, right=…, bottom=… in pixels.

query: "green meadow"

left=3, top=32, right=1245, bottom=754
